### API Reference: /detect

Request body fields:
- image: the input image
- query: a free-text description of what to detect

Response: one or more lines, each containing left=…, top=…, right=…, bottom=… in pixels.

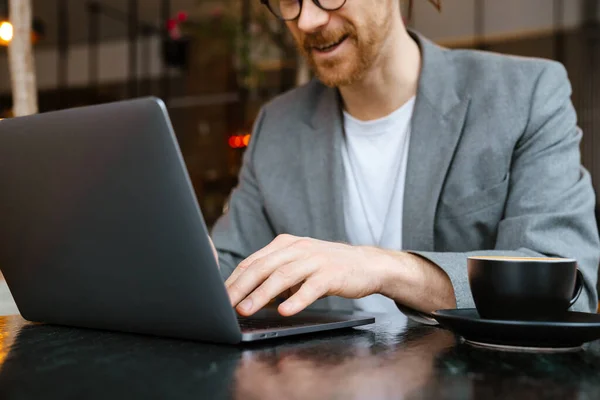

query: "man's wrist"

left=371, top=249, right=418, bottom=300
left=371, top=249, right=457, bottom=313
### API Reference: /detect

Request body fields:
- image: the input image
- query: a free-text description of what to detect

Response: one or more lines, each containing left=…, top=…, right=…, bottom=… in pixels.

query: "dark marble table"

left=0, top=313, right=598, bottom=399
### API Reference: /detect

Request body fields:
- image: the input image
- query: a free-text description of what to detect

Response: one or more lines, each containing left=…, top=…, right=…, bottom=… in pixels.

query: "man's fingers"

left=239, top=234, right=301, bottom=271
left=235, top=262, right=314, bottom=316
left=278, top=276, right=329, bottom=316
left=227, top=245, right=309, bottom=307
left=225, top=234, right=301, bottom=288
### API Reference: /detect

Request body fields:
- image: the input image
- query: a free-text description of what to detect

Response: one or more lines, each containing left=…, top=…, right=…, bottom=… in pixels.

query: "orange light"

left=228, top=136, right=237, bottom=148
left=228, top=134, right=251, bottom=149
left=0, top=21, right=13, bottom=46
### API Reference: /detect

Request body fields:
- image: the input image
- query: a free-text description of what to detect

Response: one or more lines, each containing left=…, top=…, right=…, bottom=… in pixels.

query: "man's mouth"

left=312, top=35, right=349, bottom=53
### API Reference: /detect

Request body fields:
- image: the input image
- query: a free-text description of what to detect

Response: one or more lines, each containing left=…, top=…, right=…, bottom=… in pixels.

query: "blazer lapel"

left=402, top=33, right=471, bottom=252
left=302, top=85, right=347, bottom=244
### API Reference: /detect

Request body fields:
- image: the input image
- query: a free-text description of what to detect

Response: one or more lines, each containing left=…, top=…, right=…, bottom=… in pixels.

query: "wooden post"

left=8, top=0, right=38, bottom=116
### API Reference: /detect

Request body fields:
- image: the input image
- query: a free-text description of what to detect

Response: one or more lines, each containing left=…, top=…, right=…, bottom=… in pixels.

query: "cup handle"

left=569, top=269, right=584, bottom=307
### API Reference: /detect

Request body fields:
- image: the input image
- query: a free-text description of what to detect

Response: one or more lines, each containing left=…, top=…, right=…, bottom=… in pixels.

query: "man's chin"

left=303, top=53, right=363, bottom=87
left=315, top=69, right=360, bottom=88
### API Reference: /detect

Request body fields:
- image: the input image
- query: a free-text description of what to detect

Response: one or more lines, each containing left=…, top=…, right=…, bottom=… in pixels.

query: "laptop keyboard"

left=237, top=314, right=339, bottom=332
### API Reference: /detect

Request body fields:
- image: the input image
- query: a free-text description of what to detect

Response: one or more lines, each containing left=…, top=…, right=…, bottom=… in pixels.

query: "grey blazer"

left=211, top=31, right=600, bottom=315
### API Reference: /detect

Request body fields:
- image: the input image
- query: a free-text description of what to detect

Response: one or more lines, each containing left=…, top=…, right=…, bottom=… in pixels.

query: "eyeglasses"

left=260, top=0, right=347, bottom=21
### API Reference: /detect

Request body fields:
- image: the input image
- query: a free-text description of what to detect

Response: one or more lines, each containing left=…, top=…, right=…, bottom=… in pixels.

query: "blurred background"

left=1, top=0, right=600, bottom=313
left=2, top=0, right=600, bottom=226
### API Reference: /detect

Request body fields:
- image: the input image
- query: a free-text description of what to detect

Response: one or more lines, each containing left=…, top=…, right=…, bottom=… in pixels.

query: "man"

left=211, top=0, right=600, bottom=321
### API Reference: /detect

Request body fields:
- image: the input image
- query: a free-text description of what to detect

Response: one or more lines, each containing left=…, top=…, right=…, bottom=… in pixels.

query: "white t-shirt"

left=341, top=97, right=415, bottom=316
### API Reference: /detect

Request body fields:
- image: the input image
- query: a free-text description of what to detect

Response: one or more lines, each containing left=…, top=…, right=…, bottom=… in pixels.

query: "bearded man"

left=210, top=0, right=600, bottom=322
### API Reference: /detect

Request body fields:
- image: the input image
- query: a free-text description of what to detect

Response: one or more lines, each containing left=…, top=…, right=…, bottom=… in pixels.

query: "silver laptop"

left=0, top=97, right=374, bottom=343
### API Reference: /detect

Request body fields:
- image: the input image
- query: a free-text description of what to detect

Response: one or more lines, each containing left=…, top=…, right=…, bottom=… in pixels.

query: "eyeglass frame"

left=259, top=0, right=348, bottom=21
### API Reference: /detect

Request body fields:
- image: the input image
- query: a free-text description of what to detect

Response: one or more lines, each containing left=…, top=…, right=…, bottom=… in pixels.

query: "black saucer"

left=432, top=309, right=600, bottom=351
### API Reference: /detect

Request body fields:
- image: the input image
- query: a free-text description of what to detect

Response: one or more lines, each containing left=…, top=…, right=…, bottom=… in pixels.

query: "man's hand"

left=225, top=234, right=457, bottom=317
left=225, top=234, right=389, bottom=316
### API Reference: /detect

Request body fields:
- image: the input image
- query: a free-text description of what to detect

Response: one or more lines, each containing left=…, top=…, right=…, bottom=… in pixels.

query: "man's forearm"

left=375, top=250, right=457, bottom=314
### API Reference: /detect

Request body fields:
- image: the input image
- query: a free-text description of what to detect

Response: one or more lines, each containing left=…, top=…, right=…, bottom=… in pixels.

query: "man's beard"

left=295, top=20, right=383, bottom=87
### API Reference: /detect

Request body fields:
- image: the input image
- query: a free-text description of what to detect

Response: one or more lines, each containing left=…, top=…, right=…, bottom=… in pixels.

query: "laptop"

left=0, top=97, right=374, bottom=343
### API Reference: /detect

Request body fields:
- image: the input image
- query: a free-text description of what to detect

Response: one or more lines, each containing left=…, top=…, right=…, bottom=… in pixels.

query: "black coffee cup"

left=467, top=256, right=583, bottom=321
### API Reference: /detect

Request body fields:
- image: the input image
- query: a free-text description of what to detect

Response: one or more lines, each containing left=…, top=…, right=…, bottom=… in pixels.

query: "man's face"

left=286, top=0, right=397, bottom=87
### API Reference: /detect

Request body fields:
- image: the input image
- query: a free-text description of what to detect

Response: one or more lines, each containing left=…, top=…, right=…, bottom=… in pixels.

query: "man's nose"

left=297, top=1, right=330, bottom=34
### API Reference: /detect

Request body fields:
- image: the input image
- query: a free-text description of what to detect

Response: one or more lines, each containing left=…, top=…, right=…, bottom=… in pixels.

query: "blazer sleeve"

left=210, top=108, right=277, bottom=280
left=411, top=62, right=599, bottom=316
